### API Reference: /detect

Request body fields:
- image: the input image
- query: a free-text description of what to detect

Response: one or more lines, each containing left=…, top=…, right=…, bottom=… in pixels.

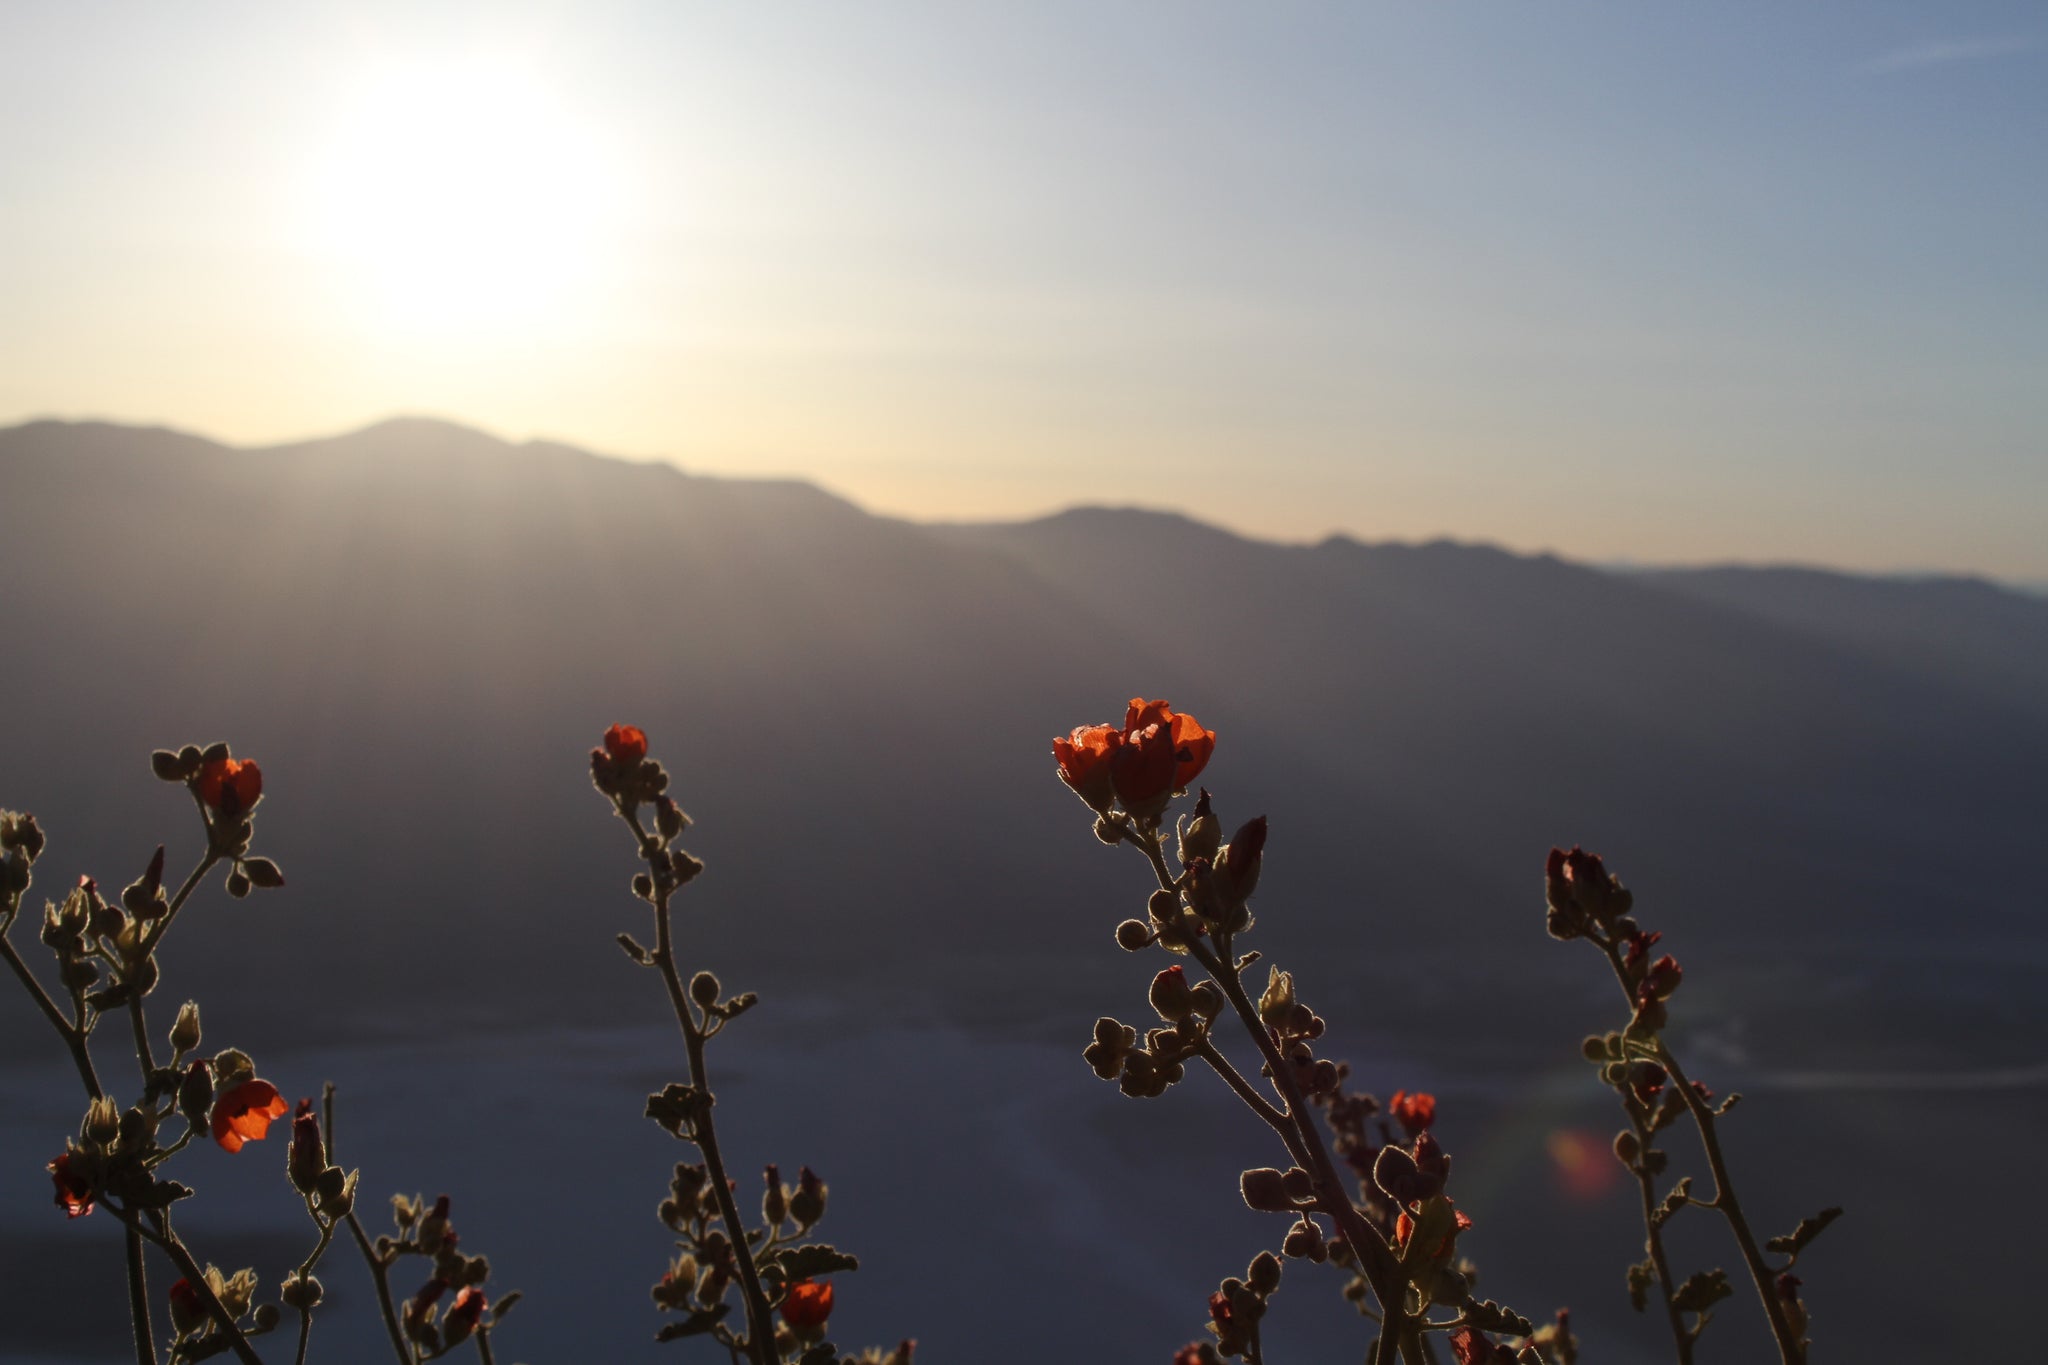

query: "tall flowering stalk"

left=590, top=724, right=909, bottom=1365
left=1546, top=847, right=1838, bottom=1364
left=1057, top=699, right=1546, bottom=1363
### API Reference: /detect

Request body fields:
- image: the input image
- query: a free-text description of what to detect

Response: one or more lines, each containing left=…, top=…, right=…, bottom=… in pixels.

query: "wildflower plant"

left=590, top=723, right=912, bottom=1365
left=1054, top=698, right=1838, bottom=1364
left=1, top=744, right=516, bottom=1365
left=1545, top=847, right=1840, bottom=1363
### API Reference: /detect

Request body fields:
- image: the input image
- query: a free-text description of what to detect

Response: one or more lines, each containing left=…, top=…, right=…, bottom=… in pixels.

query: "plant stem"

left=324, top=1086, right=412, bottom=1365
left=289, top=1220, right=337, bottom=1365
left=627, top=809, right=776, bottom=1365
left=4, top=908, right=157, bottom=1364
left=1627, top=1117, right=1693, bottom=1365
left=125, top=1212, right=266, bottom=1365
left=135, top=848, right=219, bottom=964
left=1192, top=1038, right=1294, bottom=1135
left=1126, top=828, right=1417, bottom=1365
left=1597, top=944, right=1802, bottom=1364
left=1658, top=1044, right=1802, bottom=1364
left=0, top=931, right=103, bottom=1096
left=125, top=1221, right=159, bottom=1365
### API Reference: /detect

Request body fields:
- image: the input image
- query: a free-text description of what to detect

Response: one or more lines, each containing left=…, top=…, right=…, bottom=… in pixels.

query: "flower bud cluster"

left=154, top=743, right=283, bottom=894
left=1196, top=1251, right=1283, bottom=1360
left=163, top=1265, right=275, bottom=1353
left=386, top=1192, right=510, bottom=1355
left=1082, top=1000, right=1216, bottom=1099
left=1542, top=846, right=1632, bottom=941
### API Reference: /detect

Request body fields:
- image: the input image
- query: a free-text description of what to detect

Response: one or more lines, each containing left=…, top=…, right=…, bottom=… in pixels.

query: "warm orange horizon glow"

left=2, top=5, right=2044, bottom=580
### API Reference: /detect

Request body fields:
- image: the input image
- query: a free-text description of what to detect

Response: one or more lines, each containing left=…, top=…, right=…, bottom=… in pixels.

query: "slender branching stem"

left=135, top=846, right=220, bottom=964
left=1124, top=825, right=1416, bottom=1365
left=119, top=1210, right=265, bottom=1365
left=127, top=995, right=157, bottom=1080
left=1626, top=1110, right=1693, bottom=1364
left=474, top=1328, right=497, bottom=1365
left=124, top=1220, right=159, bottom=1365
left=1595, top=941, right=1802, bottom=1364
left=326, top=1085, right=413, bottom=1365
left=0, top=931, right=102, bottom=1096
left=1657, top=1043, right=1801, bottom=1363
left=1192, top=1038, right=1294, bottom=1135
left=289, top=1218, right=337, bottom=1365
left=4, top=899, right=156, bottom=1365
left=624, top=807, right=776, bottom=1365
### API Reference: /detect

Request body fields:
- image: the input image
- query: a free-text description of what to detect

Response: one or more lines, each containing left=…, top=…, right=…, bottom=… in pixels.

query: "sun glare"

left=311, top=60, right=615, bottom=336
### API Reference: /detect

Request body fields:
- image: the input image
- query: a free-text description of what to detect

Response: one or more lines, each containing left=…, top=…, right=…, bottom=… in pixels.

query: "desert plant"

left=1052, top=697, right=1837, bottom=1364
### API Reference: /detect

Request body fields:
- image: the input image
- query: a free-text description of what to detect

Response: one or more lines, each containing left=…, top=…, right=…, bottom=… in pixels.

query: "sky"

left=2, top=1, right=2044, bottom=578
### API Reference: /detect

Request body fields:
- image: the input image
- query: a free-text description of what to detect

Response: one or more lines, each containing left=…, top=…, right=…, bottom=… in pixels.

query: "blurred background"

left=3, top=4, right=2044, bottom=1362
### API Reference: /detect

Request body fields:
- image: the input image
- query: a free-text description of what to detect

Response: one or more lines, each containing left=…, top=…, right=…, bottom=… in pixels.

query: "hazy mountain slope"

left=1636, top=563, right=2048, bottom=716
left=3, top=420, right=2043, bottom=1070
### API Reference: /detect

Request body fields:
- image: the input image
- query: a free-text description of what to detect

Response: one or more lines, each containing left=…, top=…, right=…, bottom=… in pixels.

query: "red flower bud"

left=196, top=757, right=263, bottom=817
left=167, top=1277, right=208, bottom=1336
left=49, top=1152, right=93, bottom=1218
left=603, top=724, right=648, bottom=765
left=405, top=1277, right=447, bottom=1338
left=781, top=1279, right=834, bottom=1328
left=1621, top=928, right=1662, bottom=974
left=289, top=1098, right=325, bottom=1193
left=1394, top=1204, right=1473, bottom=1262
left=1389, top=1090, right=1437, bottom=1136
left=1149, top=964, right=1198, bottom=1021
left=1450, top=1326, right=1520, bottom=1365
left=1213, top=817, right=1266, bottom=921
left=210, top=1077, right=289, bottom=1153
left=445, top=1285, right=487, bottom=1333
left=1639, top=953, right=1683, bottom=1002
left=1626, top=1061, right=1668, bottom=1105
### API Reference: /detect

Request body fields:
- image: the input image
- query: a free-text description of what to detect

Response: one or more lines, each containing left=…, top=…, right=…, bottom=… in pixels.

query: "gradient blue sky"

left=3, top=2, right=2043, bottom=576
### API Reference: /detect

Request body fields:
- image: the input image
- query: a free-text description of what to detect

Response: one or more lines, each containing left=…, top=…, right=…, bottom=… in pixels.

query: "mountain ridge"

left=3, top=415, right=2044, bottom=1069
left=16, top=414, right=2044, bottom=598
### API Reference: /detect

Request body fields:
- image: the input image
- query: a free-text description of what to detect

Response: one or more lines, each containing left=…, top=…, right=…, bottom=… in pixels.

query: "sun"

left=311, top=59, right=615, bottom=336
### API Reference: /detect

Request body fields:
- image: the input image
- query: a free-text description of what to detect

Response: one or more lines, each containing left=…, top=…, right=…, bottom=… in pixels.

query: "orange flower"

left=1122, top=699, right=1214, bottom=792
left=603, top=724, right=648, bottom=765
left=49, top=1152, right=93, bottom=1218
left=1057, top=700, right=1215, bottom=817
left=1389, top=1090, right=1437, bottom=1136
left=1052, top=724, right=1123, bottom=813
left=781, top=1279, right=834, bottom=1329
left=210, top=1078, right=289, bottom=1152
left=196, top=757, right=263, bottom=817
left=1111, top=700, right=1215, bottom=813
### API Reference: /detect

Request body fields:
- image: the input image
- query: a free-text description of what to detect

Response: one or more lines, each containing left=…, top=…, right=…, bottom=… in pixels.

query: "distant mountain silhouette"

left=4, top=417, right=2044, bottom=1066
